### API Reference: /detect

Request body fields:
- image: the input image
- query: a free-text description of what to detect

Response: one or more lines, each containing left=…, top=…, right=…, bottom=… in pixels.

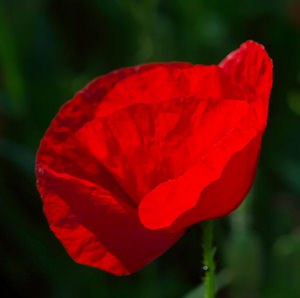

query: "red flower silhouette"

left=36, top=41, right=272, bottom=276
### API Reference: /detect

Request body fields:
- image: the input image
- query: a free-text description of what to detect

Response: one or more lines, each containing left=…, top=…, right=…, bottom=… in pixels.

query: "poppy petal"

left=138, top=102, right=258, bottom=230
left=37, top=166, right=182, bottom=275
left=159, top=134, right=263, bottom=232
left=36, top=64, right=188, bottom=275
left=138, top=41, right=272, bottom=231
left=220, top=40, right=273, bottom=104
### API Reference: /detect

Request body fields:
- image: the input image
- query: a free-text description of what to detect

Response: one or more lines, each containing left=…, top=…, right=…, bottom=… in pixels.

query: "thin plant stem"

left=203, top=220, right=216, bottom=298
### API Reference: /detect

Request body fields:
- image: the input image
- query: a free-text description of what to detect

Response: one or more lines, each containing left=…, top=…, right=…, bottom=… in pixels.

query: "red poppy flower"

left=36, top=41, right=272, bottom=276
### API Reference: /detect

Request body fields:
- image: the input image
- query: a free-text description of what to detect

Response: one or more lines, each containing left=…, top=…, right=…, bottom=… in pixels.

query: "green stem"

left=203, top=220, right=216, bottom=298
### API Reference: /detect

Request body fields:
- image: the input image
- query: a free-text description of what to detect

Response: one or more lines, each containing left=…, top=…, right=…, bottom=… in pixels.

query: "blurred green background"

left=1, top=0, right=300, bottom=297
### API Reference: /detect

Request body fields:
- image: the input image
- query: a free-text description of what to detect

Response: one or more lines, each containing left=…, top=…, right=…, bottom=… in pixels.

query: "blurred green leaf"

left=287, top=90, right=300, bottom=116
left=0, top=3, right=26, bottom=117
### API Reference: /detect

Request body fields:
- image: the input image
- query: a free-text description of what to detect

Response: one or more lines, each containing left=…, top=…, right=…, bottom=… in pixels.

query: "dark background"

left=1, top=0, right=300, bottom=297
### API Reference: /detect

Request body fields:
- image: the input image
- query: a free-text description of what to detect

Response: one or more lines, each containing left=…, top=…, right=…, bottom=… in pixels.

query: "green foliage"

left=1, top=0, right=300, bottom=297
